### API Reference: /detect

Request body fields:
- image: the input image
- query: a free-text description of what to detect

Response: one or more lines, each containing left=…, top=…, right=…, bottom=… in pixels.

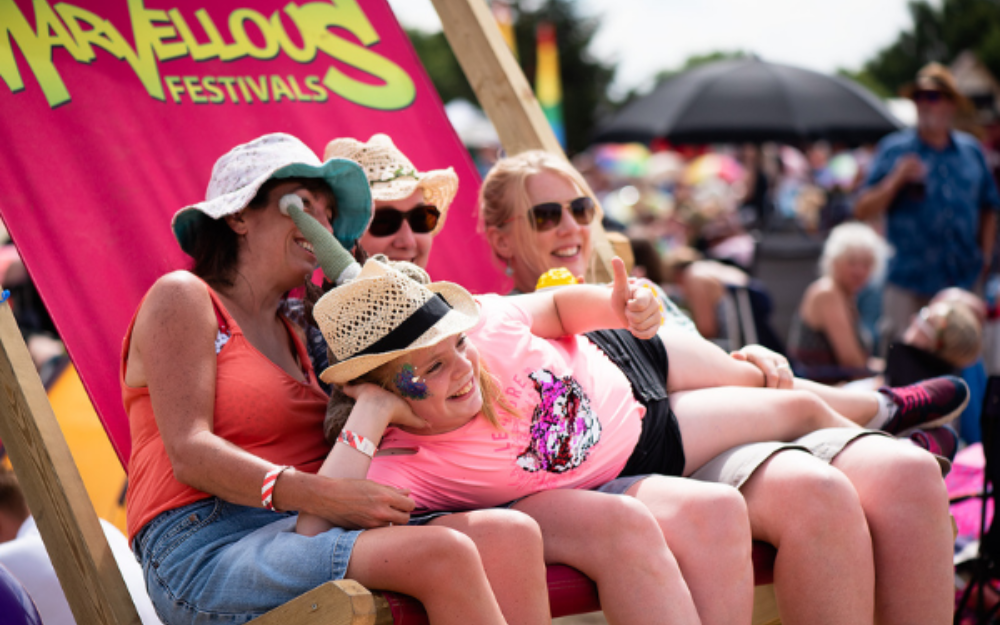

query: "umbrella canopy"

left=594, top=57, right=903, bottom=145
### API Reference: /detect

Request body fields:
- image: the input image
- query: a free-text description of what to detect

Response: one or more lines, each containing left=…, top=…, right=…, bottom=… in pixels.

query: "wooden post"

left=0, top=302, right=140, bottom=625
left=429, top=0, right=615, bottom=283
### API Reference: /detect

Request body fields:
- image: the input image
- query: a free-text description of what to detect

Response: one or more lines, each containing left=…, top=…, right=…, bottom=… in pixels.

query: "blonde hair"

left=928, top=302, right=983, bottom=368
left=479, top=150, right=602, bottom=289
left=819, top=222, right=890, bottom=282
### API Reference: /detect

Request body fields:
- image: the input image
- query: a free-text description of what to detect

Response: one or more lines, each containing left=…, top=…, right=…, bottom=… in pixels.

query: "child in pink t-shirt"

left=305, top=258, right=964, bottom=513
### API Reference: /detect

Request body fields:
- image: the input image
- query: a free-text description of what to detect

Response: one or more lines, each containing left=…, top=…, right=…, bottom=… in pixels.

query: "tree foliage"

left=404, top=0, right=616, bottom=155
left=861, top=0, right=1000, bottom=95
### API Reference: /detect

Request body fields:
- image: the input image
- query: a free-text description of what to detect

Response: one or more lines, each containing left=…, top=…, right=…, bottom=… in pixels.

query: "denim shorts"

left=132, top=498, right=363, bottom=625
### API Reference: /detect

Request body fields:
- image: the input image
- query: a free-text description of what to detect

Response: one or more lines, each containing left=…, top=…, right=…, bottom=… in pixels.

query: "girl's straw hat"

left=323, top=134, right=459, bottom=236
left=315, top=259, right=479, bottom=385
left=172, top=133, right=373, bottom=254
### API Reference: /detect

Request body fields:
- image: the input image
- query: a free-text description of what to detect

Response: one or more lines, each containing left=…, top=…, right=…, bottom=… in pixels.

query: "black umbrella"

left=594, top=57, right=903, bottom=145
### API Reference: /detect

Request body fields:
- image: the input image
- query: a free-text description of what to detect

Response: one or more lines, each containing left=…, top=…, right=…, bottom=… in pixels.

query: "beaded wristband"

left=261, top=465, right=290, bottom=512
left=337, top=430, right=377, bottom=459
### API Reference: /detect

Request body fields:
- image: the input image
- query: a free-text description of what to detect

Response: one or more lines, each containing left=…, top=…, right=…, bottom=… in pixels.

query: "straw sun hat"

left=171, top=133, right=373, bottom=255
left=323, top=134, right=459, bottom=236
left=901, top=62, right=973, bottom=111
left=315, top=259, right=479, bottom=385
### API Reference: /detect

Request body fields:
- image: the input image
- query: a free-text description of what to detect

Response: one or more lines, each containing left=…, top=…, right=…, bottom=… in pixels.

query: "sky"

left=385, top=0, right=936, bottom=100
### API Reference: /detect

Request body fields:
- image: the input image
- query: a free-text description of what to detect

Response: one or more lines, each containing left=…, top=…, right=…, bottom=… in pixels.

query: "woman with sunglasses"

left=324, top=134, right=454, bottom=269
left=479, top=150, right=959, bottom=625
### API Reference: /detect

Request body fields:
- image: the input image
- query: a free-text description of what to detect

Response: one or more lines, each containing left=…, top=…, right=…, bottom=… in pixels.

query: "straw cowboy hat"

left=315, top=259, right=479, bottom=385
left=901, top=62, right=974, bottom=112
left=323, top=134, right=459, bottom=236
left=172, top=133, right=373, bottom=254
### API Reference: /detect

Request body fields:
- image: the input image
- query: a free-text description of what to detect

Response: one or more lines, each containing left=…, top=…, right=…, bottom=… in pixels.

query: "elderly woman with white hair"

left=788, top=222, right=891, bottom=383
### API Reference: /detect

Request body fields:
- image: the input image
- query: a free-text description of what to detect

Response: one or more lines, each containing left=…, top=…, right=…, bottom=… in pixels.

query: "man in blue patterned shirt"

left=855, top=62, right=1000, bottom=347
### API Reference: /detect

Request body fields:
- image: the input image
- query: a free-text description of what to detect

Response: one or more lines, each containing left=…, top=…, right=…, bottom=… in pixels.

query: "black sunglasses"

left=913, top=90, right=947, bottom=103
left=368, top=205, right=441, bottom=237
left=526, top=196, right=596, bottom=232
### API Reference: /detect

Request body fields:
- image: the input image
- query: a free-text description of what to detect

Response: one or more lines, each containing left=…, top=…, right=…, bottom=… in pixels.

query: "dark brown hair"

left=189, top=177, right=339, bottom=289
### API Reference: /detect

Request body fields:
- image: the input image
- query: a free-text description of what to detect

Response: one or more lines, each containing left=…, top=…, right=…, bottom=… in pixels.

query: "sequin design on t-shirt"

left=516, top=369, right=602, bottom=473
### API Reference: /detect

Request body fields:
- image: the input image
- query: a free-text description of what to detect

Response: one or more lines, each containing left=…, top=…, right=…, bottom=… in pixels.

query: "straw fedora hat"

left=172, top=133, right=373, bottom=255
left=901, top=62, right=973, bottom=112
left=323, top=134, right=459, bottom=236
left=315, top=259, right=479, bottom=385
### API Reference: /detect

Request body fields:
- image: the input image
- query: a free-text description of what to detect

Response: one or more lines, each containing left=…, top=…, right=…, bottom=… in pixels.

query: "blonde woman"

left=788, top=222, right=890, bottom=383
left=478, top=150, right=959, bottom=625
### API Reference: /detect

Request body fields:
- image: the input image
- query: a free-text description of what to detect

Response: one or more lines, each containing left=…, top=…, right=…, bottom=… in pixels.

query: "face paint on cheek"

left=394, top=364, right=430, bottom=400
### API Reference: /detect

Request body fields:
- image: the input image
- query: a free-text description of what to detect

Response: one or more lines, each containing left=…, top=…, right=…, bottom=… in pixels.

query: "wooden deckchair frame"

left=0, top=1, right=781, bottom=623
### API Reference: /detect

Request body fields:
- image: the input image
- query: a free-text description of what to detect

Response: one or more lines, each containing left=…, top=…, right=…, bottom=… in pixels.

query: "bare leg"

left=793, top=378, right=880, bottom=426
left=429, top=510, right=550, bottom=625
left=627, top=476, right=754, bottom=625
left=513, top=489, right=701, bottom=625
left=740, top=451, right=876, bottom=625
left=672, top=387, right=860, bottom=474
left=660, top=330, right=883, bottom=427
left=830, top=436, right=953, bottom=625
left=346, top=525, right=508, bottom=625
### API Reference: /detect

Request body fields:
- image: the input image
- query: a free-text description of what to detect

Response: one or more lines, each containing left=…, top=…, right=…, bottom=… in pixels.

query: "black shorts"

left=586, top=329, right=686, bottom=477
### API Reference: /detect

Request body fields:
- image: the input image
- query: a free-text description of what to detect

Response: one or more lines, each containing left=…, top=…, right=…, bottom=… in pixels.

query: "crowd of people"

left=0, top=61, right=995, bottom=625
left=573, top=62, right=1000, bottom=453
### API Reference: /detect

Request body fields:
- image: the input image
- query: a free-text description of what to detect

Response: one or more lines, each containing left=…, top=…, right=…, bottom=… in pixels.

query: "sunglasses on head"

left=526, top=196, right=596, bottom=232
left=913, top=90, right=947, bottom=103
left=368, top=205, right=440, bottom=237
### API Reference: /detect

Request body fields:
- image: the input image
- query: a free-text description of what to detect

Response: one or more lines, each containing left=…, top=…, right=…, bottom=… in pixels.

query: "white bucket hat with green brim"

left=171, top=133, right=373, bottom=255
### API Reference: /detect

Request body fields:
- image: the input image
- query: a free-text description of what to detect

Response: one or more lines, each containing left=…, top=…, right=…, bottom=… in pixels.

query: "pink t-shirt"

left=366, top=295, right=645, bottom=512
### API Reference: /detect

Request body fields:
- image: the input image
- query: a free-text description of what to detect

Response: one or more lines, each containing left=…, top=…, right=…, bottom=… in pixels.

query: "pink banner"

left=0, top=0, right=507, bottom=463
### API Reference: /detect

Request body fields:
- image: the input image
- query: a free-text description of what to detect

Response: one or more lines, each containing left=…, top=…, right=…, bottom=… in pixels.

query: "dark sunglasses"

left=368, top=205, right=440, bottom=237
left=913, top=90, right=947, bottom=103
left=526, top=196, right=596, bottom=232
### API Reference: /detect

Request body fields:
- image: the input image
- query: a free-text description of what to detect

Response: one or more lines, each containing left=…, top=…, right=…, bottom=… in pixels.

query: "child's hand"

left=610, top=257, right=662, bottom=339
left=342, top=383, right=428, bottom=430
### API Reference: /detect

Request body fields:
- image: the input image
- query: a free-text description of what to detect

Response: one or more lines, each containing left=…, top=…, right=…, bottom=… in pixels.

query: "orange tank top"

left=121, top=280, right=330, bottom=541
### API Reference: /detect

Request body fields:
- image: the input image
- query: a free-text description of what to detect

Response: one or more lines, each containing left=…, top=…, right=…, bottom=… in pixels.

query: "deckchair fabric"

left=0, top=0, right=504, bottom=465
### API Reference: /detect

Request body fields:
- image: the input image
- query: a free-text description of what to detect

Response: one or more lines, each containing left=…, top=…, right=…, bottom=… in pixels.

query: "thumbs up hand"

left=610, top=257, right=662, bottom=339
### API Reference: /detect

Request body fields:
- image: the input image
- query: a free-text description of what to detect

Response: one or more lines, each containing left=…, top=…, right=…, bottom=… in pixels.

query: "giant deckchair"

left=0, top=0, right=782, bottom=622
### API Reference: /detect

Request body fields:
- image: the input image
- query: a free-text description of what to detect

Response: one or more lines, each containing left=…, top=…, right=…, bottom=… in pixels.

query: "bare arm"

left=297, top=385, right=424, bottom=536
left=514, top=258, right=661, bottom=339
left=684, top=274, right=721, bottom=338
left=131, top=272, right=412, bottom=529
